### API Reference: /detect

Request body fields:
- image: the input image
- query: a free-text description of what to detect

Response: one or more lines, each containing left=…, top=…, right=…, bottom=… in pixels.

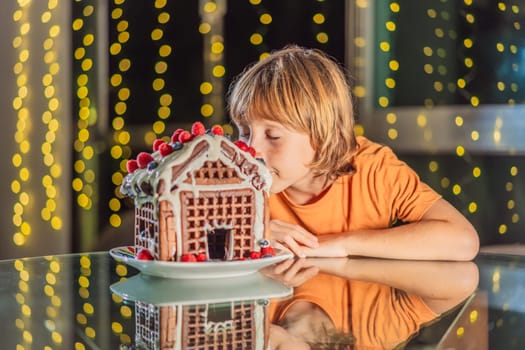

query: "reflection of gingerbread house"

left=134, top=299, right=269, bottom=349
left=120, top=133, right=272, bottom=261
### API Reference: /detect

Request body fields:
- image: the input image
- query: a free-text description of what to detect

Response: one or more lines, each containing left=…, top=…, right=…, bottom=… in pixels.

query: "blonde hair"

left=227, top=45, right=357, bottom=179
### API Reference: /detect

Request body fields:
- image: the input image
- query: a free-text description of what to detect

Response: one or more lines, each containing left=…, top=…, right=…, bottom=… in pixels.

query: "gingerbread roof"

left=120, top=133, right=272, bottom=204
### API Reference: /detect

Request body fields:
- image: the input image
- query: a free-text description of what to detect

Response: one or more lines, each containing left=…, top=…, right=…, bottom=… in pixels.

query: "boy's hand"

left=261, top=258, right=319, bottom=287
left=269, top=220, right=319, bottom=258
left=270, top=220, right=350, bottom=258
left=301, top=233, right=349, bottom=257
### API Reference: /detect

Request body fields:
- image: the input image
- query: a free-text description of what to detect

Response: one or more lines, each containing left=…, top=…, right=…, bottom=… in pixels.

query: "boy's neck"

left=284, top=177, right=334, bottom=205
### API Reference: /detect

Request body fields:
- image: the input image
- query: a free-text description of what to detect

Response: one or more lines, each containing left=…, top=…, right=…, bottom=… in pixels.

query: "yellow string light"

left=200, top=0, right=227, bottom=124
left=108, top=0, right=133, bottom=232
left=10, top=2, right=31, bottom=247
left=40, top=1, right=63, bottom=232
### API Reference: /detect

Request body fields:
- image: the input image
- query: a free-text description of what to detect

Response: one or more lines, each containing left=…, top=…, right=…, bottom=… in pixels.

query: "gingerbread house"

left=134, top=299, right=269, bottom=350
left=120, top=130, right=272, bottom=262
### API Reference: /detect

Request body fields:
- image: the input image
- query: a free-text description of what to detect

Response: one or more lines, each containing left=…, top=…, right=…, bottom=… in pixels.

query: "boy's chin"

left=269, top=187, right=281, bottom=194
left=269, top=182, right=289, bottom=194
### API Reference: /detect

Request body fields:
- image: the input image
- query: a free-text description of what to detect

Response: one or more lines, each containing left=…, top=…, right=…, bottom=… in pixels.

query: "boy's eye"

left=266, top=134, right=280, bottom=140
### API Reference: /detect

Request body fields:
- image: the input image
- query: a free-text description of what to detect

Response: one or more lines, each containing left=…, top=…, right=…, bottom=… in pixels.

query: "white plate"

left=110, top=272, right=293, bottom=306
left=109, top=246, right=294, bottom=279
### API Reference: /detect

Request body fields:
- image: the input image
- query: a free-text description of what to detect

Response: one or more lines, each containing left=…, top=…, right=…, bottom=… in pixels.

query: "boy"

left=228, top=45, right=479, bottom=261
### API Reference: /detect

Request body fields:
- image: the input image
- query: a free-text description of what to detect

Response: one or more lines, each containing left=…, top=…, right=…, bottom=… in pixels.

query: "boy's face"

left=236, top=118, right=316, bottom=194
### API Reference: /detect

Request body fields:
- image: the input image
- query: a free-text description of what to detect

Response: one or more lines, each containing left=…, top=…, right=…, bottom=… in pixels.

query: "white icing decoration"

left=254, top=304, right=265, bottom=350
left=189, top=170, right=199, bottom=198
left=175, top=306, right=182, bottom=350
left=147, top=237, right=156, bottom=256
left=203, top=220, right=234, bottom=233
left=204, top=320, right=234, bottom=334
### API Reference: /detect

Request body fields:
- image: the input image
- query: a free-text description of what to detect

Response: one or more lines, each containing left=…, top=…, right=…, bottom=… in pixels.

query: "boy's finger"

left=272, top=257, right=295, bottom=274
left=283, top=236, right=305, bottom=257
left=270, top=220, right=319, bottom=248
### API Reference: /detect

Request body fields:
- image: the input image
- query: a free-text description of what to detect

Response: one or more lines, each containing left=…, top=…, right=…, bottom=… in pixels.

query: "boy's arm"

left=265, top=257, right=479, bottom=315
left=273, top=198, right=480, bottom=261
left=314, top=258, right=478, bottom=314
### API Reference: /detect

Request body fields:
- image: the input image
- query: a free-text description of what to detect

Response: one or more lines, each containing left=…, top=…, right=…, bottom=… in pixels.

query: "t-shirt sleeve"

left=371, top=289, right=439, bottom=349
left=351, top=282, right=439, bottom=349
left=364, top=144, right=441, bottom=223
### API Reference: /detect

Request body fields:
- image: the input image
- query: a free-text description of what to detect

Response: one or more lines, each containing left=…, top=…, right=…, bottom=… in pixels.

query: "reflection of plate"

left=110, top=272, right=293, bottom=305
left=109, top=246, right=293, bottom=279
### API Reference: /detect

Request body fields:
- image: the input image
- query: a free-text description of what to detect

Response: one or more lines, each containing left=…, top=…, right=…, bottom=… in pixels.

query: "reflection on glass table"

left=0, top=252, right=523, bottom=349
left=111, top=273, right=292, bottom=349
left=262, top=258, right=478, bottom=350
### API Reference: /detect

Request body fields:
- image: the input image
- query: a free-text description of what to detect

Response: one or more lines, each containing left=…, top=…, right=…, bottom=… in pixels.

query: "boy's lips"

left=257, top=159, right=278, bottom=175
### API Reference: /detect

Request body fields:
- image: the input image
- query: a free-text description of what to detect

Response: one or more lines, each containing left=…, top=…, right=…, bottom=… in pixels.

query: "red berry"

left=126, top=159, right=139, bottom=173
left=250, top=251, right=262, bottom=259
left=191, top=121, right=206, bottom=136
left=152, top=138, right=165, bottom=152
left=137, top=152, right=154, bottom=169
left=211, top=125, right=224, bottom=136
left=180, top=253, right=197, bottom=262
left=196, top=252, right=207, bottom=262
left=171, top=128, right=185, bottom=143
left=234, top=140, right=249, bottom=151
left=159, top=142, right=173, bottom=156
left=136, top=249, right=154, bottom=260
left=178, top=130, right=193, bottom=143
left=247, top=147, right=256, bottom=157
left=261, top=246, right=275, bottom=256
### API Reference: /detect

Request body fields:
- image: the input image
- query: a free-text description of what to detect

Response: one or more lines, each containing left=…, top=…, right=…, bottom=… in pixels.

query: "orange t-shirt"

left=270, top=274, right=439, bottom=349
left=269, top=136, right=442, bottom=234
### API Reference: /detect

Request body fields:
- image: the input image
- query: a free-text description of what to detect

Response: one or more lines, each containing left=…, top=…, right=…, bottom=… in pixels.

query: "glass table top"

left=0, top=251, right=523, bottom=349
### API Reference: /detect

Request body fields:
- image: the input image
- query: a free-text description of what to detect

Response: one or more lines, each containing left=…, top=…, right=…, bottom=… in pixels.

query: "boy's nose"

left=247, top=134, right=259, bottom=152
left=248, top=130, right=268, bottom=160
left=252, top=145, right=264, bottom=161
left=248, top=138, right=265, bottom=163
